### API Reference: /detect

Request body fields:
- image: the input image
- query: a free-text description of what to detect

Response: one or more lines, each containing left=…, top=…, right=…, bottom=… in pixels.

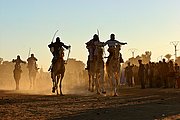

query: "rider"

left=48, top=37, right=71, bottom=71
left=27, top=54, right=38, bottom=70
left=12, top=55, right=26, bottom=72
left=85, top=34, right=99, bottom=70
left=104, top=34, right=127, bottom=65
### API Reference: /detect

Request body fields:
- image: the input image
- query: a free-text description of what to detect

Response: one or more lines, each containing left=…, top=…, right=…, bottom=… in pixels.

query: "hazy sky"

left=0, top=0, right=180, bottom=71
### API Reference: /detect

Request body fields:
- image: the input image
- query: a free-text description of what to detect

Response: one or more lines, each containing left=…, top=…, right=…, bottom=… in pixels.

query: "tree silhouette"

left=142, top=51, right=151, bottom=64
left=164, top=54, right=172, bottom=62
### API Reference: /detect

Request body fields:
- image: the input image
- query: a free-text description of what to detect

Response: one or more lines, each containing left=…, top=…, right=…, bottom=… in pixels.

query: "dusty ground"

left=0, top=87, right=180, bottom=120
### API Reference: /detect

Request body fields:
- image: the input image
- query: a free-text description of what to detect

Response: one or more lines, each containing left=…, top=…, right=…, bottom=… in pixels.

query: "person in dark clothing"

left=104, top=34, right=127, bottom=65
left=48, top=37, right=70, bottom=71
left=125, top=62, right=134, bottom=87
left=161, top=59, right=169, bottom=88
left=27, top=54, right=38, bottom=70
left=148, top=62, right=154, bottom=88
left=12, top=55, right=26, bottom=71
left=85, top=34, right=99, bottom=70
left=12, top=55, right=26, bottom=90
left=138, top=60, right=145, bottom=89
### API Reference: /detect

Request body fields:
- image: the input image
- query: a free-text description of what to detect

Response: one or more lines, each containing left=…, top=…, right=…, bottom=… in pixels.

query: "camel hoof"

left=52, top=87, right=55, bottom=93
left=113, top=94, right=118, bottom=97
left=60, top=93, right=64, bottom=96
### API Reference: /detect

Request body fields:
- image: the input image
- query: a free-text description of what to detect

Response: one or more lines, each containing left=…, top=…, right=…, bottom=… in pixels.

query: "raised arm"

left=20, top=59, right=26, bottom=64
left=115, top=40, right=127, bottom=45
left=63, top=44, right=69, bottom=49
left=12, top=59, right=16, bottom=63
left=48, top=42, right=53, bottom=48
left=103, top=40, right=110, bottom=46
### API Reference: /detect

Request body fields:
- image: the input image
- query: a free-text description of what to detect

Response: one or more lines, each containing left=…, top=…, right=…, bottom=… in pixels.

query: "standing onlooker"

left=138, top=60, right=145, bottom=89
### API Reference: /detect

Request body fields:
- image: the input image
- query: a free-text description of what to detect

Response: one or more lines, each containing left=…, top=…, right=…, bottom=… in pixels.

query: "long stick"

left=97, top=29, right=107, bottom=57
left=51, top=30, right=59, bottom=42
left=97, top=29, right=99, bottom=37
left=65, top=46, right=71, bottom=64
left=28, top=48, right=31, bottom=58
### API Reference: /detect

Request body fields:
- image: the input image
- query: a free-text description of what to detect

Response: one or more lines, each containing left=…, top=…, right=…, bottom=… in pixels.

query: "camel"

left=51, top=48, right=65, bottom=95
left=106, top=45, right=121, bottom=96
left=28, top=62, right=38, bottom=89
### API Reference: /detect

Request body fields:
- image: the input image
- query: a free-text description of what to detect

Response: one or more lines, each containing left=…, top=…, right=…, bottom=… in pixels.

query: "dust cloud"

left=0, top=59, right=89, bottom=95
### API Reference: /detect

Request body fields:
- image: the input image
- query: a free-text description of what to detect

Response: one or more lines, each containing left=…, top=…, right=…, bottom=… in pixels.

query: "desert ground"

left=0, top=87, right=180, bottom=120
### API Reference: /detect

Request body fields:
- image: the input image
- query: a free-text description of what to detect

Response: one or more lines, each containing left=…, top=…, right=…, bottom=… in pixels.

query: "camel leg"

left=14, top=71, right=20, bottom=90
left=92, top=75, right=95, bottom=92
left=52, top=77, right=56, bottom=93
left=100, top=69, right=106, bottom=94
left=59, top=78, right=63, bottom=95
left=52, top=81, right=56, bottom=93
left=88, top=74, right=94, bottom=92
left=107, top=74, right=112, bottom=93
left=15, top=79, right=19, bottom=90
left=57, top=75, right=62, bottom=95
left=59, top=74, right=64, bottom=96
left=29, top=72, right=32, bottom=89
left=33, top=76, right=36, bottom=90
left=52, top=72, right=57, bottom=93
left=107, top=74, right=112, bottom=89
left=55, top=76, right=59, bottom=95
left=51, top=72, right=55, bottom=93
left=95, top=73, right=100, bottom=95
left=112, top=74, right=117, bottom=96
left=29, top=77, right=32, bottom=89
left=88, top=74, right=91, bottom=91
